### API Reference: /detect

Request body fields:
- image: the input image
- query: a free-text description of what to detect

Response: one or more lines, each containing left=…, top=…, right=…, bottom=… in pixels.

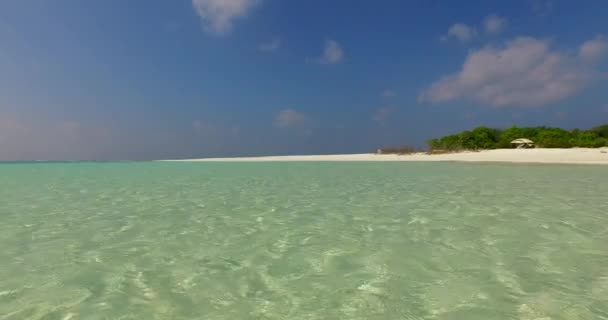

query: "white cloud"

left=420, top=36, right=601, bottom=107
left=381, top=89, right=396, bottom=98
left=319, top=40, right=344, bottom=64
left=483, top=14, right=508, bottom=35
left=441, top=23, right=476, bottom=43
left=258, top=37, right=281, bottom=52
left=192, top=0, right=260, bottom=35
left=274, top=109, right=309, bottom=128
left=580, top=35, right=608, bottom=63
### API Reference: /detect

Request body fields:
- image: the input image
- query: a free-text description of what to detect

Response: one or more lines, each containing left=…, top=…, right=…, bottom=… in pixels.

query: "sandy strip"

left=164, top=148, right=608, bottom=165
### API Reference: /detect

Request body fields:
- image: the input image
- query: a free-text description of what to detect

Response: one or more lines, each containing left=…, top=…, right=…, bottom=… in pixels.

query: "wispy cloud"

left=420, top=36, right=604, bottom=107
left=372, top=107, right=396, bottom=124
left=319, top=40, right=344, bottom=64
left=274, top=109, right=309, bottom=128
left=483, top=14, right=508, bottom=35
left=531, top=0, right=553, bottom=16
left=441, top=23, right=476, bottom=43
left=192, top=0, right=261, bottom=35
left=381, top=89, right=396, bottom=98
left=0, top=116, right=114, bottom=160
left=580, top=35, right=608, bottom=63
left=258, top=37, right=281, bottom=52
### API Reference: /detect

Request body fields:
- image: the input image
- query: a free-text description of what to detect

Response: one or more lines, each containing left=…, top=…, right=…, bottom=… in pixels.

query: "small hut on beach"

left=511, top=138, right=535, bottom=149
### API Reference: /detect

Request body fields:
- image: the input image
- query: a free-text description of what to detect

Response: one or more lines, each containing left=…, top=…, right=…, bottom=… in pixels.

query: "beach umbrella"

left=511, top=138, right=534, bottom=149
left=511, top=138, right=534, bottom=144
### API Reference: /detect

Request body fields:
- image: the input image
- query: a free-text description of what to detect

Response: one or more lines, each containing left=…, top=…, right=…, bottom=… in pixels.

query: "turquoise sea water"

left=1, top=162, right=607, bottom=319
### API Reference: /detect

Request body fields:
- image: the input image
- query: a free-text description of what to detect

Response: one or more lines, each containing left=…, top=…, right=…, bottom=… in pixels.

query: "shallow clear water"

left=1, top=162, right=607, bottom=319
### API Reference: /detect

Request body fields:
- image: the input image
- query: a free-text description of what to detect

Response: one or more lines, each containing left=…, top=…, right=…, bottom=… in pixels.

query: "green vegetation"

left=376, top=145, right=420, bottom=155
left=427, top=124, right=608, bottom=151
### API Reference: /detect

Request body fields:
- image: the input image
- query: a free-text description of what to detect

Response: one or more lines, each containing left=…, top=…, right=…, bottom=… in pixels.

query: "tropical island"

left=169, top=124, right=608, bottom=165
left=426, top=124, right=608, bottom=151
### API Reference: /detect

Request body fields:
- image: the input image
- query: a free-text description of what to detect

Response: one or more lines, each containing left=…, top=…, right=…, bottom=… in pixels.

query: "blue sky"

left=1, top=0, right=607, bottom=160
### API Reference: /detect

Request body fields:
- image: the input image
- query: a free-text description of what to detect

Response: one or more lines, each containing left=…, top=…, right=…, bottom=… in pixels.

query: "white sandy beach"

left=167, top=148, right=608, bottom=164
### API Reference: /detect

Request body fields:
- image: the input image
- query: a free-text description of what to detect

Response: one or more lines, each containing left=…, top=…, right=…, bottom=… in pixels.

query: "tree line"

left=427, top=124, right=608, bottom=151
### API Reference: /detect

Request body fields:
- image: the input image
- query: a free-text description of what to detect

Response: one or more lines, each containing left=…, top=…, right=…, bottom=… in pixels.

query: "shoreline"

left=163, top=148, right=608, bottom=165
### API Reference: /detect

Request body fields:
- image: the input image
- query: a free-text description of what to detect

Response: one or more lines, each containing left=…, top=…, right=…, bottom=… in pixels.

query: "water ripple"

left=1, top=162, right=607, bottom=319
